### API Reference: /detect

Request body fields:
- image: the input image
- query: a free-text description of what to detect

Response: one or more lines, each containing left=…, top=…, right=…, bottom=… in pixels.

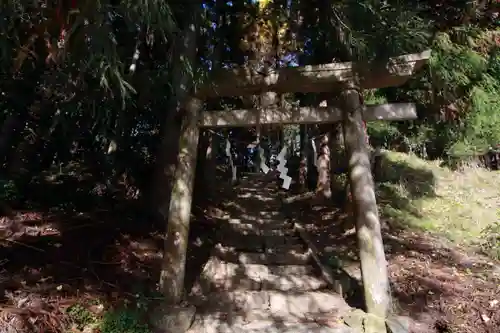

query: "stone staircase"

left=187, top=175, right=355, bottom=333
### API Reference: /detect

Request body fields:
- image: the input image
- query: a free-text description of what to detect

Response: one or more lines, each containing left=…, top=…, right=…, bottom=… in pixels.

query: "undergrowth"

left=99, top=308, right=150, bottom=333
left=66, top=301, right=152, bottom=333
left=66, top=304, right=97, bottom=331
left=479, top=222, right=500, bottom=260
left=377, top=151, right=500, bottom=259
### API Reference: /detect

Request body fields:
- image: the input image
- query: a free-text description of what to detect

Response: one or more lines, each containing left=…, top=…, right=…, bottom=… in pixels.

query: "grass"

left=377, top=151, right=500, bottom=257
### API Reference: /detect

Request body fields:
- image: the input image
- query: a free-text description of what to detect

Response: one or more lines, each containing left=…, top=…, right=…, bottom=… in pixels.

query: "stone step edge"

left=293, top=221, right=362, bottom=300
left=212, top=244, right=312, bottom=265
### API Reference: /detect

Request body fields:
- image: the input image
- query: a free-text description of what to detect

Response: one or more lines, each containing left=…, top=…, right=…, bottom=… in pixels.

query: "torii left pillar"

left=160, top=96, right=203, bottom=304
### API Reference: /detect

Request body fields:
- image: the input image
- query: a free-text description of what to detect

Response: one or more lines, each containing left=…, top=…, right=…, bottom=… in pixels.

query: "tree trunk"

left=203, top=131, right=217, bottom=197
left=253, top=127, right=261, bottom=173
left=307, top=126, right=318, bottom=191
left=227, top=138, right=238, bottom=183
left=193, top=130, right=209, bottom=202
left=1, top=67, right=44, bottom=172
left=0, top=114, right=24, bottom=169
left=299, top=124, right=308, bottom=192
left=316, top=133, right=331, bottom=199
left=341, top=85, right=390, bottom=323
left=329, top=123, right=346, bottom=194
left=160, top=97, right=203, bottom=305
left=6, top=101, right=47, bottom=178
left=151, top=10, right=200, bottom=221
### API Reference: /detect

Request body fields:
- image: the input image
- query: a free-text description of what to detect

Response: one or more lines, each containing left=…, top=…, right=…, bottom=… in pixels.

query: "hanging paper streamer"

left=311, top=138, right=318, bottom=167
left=225, top=139, right=237, bottom=182
left=276, top=146, right=292, bottom=190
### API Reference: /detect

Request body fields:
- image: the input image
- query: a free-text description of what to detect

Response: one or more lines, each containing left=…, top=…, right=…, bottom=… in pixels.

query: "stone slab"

left=217, top=230, right=302, bottom=249
left=149, top=304, right=196, bottom=333
left=188, top=312, right=356, bottom=333
left=213, top=245, right=311, bottom=265
left=198, top=257, right=326, bottom=292
left=189, top=290, right=350, bottom=317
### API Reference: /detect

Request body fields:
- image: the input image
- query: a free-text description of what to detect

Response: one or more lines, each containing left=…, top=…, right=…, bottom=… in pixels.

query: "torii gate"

left=161, top=50, right=431, bottom=322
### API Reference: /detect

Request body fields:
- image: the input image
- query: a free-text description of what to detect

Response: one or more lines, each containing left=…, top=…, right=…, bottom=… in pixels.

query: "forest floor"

left=291, top=151, right=500, bottom=333
left=0, top=151, right=499, bottom=333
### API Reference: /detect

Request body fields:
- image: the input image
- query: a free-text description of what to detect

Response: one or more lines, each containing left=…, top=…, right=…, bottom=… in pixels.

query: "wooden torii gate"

left=161, top=50, right=431, bottom=321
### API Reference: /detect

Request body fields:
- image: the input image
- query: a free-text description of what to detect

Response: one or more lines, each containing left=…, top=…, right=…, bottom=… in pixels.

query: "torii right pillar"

left=341, top=82, right=390, bottom=328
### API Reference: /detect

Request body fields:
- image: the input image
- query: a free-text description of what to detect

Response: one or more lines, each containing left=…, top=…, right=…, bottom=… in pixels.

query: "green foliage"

left=341, top=1, right=432, bottom=62
left=372, top=28, right=500, bottom=159
left=67, top=304, right=97, bottom=330
left=366, top=122, right=400, bottom=148
left=449, top=58, right=500, bottom=155
left=429, top=31, right=500, bottom=156
left=479, top=222, right=500, bottom=260
left=99, top=308, right=151, bottom=333
left=431, top=31, right=488, bottom=101
left=363, top=89, right=388, bottom=105
left=0, top=178, right=20, bottom=202
left=66, top=295, right=155, bottom=333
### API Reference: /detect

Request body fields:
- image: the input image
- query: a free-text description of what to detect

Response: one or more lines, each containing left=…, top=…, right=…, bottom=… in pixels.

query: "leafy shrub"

left=0, top=178, right=20, bottom=202
left=66, top=304, right=97, bottom=330
left=99, top=308, right=151, bottom=333
left=367, top=30, right=500, bottom=161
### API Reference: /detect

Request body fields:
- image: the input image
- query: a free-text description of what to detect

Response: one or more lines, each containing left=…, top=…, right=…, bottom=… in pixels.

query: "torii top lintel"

left=196, top=50, right=431, bottom=98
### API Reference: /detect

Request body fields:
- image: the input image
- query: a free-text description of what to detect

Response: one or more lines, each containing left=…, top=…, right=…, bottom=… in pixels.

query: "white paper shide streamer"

left=311, top=138, right=318, bottom=167
left=276, top=146, right=292, bottom=190
left=225, top=139, right=237, bottom=182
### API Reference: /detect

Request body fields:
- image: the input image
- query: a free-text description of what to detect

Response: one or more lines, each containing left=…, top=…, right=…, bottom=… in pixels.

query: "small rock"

left=149, top=303, right=196, bottom=333
left=386, top=315, right=410, bottom=333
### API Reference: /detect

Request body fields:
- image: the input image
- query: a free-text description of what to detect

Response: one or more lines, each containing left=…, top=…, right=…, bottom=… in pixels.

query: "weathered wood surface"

left=196, top=50, right=431, bottom=98
left=341, top=85, right=390, bottom=322
left=200, top=103, right=417, bottom=127
left=160, top=97, right=203, bottom=304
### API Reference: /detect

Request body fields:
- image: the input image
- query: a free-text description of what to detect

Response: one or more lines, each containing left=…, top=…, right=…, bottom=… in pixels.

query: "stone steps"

left=188, top=176, right=354, bottom=333
left=189, top=289, right=351, bottom=320
left=216, top=232, right=303, bottom=252
left=219, top=218, right=294, bottom=235
left=213, top=245, right=311, bottom=265
left=188, top=316, right=354, bottom=333
left=196, top=257, right=327, bottom=292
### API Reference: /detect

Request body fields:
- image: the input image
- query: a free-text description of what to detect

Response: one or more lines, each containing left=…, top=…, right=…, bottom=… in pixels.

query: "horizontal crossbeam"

left=200, top=103, right=417, bottom=128
left=196, top=50, right=431, bottom=98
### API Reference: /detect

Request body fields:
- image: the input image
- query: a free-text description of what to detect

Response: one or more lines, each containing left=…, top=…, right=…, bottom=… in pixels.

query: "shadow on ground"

left=185, top=174, right=354, bottom=332
left=284, top=153, right=500, bottom=333
left=0, top=168, right=222, bottom=332
left=1, top=157, right=498, bottom=333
